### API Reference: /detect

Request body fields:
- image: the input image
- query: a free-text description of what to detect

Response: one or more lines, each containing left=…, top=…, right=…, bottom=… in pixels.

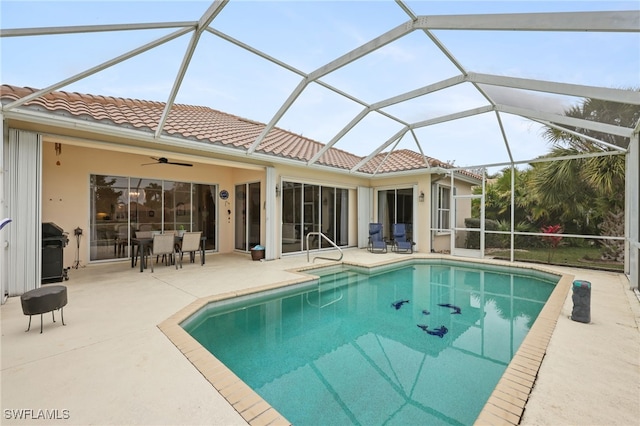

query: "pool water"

left=183, top=261, right=558, bottom=425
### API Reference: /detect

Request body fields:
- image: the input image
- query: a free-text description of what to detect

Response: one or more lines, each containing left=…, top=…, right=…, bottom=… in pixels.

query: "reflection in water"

left=186, top=263, right=556, bottom=426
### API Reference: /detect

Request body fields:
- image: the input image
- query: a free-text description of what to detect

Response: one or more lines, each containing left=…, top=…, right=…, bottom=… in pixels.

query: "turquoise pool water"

left=182, top=260, right=558, bottom=425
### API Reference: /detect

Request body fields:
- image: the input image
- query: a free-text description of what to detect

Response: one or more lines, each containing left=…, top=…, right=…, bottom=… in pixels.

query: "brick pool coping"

left=157, top=256, right=573, bottom=426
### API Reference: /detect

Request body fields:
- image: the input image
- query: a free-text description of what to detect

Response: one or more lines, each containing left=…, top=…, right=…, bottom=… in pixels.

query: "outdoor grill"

left=42, top=222, right=69, bottom=284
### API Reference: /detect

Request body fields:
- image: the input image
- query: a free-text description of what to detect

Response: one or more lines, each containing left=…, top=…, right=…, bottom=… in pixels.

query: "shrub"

left=464, top=218, right=506, bottom=249
left=541, top=224, right=563, bottom=263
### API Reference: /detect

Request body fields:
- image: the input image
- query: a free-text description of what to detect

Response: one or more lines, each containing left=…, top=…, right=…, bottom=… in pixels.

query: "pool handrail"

left=306, top=231, right=343, bottom=263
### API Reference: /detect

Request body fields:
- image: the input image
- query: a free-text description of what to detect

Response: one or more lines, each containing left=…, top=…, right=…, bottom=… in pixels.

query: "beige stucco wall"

left=43, top=141, right=242, bottom=267
left=40, top=137, right=475, bottom=266
left=41, top=140, right=374, bottom=265
left=368, top=174, right=432, bottom=253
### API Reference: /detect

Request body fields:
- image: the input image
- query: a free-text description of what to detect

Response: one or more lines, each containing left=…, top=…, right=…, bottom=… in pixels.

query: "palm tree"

left=538, top=93, right=638, bottom=211
left=530, top=90, right=639, bottom=256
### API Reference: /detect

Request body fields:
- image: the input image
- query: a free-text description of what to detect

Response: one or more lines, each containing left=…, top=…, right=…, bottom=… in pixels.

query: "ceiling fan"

left=142, top=157, right=193, bottom=167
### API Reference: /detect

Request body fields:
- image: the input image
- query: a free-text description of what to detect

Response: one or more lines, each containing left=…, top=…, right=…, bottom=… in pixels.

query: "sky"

left=1, top=1, right=639, bottom=172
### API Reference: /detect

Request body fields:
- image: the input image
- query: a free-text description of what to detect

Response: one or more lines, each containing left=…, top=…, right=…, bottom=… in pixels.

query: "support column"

left=626, top=132, right=639, bottom=290
left=265, top=166, right=277, bottom=260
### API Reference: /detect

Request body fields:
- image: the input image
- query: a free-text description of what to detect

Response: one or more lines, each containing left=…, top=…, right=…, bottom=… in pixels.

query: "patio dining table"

left=130, top=235, right=206, bottom=272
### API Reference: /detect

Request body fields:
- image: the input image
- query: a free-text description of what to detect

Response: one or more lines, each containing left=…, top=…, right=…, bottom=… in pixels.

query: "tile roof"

left=0, top=85, right=477, bottom=179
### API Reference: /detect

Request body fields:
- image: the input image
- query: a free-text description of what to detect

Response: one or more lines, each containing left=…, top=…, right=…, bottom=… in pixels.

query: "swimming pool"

left=179, top=259, right=562, bottom=425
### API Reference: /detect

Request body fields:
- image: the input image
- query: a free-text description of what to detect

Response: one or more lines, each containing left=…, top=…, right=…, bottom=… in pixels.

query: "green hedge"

left=464, top=218, right=505, bottom=249
left=464, top=218, right=545, bottom=249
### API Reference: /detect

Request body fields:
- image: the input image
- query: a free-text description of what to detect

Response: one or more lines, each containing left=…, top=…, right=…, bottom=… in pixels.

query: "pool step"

left=317, top=270, right=362, bottom=290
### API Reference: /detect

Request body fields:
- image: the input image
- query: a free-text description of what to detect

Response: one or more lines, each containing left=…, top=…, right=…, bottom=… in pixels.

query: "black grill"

left=42, top=222, right=69, bottom=284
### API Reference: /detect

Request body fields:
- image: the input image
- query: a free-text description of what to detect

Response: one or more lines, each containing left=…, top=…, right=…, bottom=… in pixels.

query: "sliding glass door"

left=377, top=187, right=414, bottom=241
left=235, top=182, right=261, bottom=251
left=89, top=175, right=217, bottom=261
left=281, top=181, right=349, bottom=254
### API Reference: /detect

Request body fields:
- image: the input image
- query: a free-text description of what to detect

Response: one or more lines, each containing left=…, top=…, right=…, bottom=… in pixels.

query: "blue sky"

left=2, top=1, right=638, bottom=170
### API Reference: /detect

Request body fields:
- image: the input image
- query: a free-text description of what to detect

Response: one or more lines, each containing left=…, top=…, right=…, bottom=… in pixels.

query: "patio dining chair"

left=367, top=223, right=387, bottom=253
left=391, top=223, right=414, bottom=254
left=149, top=234, right=178, bottom=272
left=177, top=231, right=203, bottom=267
left=114, top=224, right=128, bottom=258
left=133, top=231, right=153, bottom=267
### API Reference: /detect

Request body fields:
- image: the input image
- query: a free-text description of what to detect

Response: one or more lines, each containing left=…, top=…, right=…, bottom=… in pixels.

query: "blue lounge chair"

left=392, top=223, right=414, bottom=253
left=368, top=223, right=387, bottom=253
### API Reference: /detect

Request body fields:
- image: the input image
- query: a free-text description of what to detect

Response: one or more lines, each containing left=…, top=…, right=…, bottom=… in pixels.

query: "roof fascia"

left=450, top=173, right=483, bottom=186
left=414, top=11, right=640, bottom=32
left=0, top=107, right=384, bottom=178
left=5, top=105, right=485, bottom=181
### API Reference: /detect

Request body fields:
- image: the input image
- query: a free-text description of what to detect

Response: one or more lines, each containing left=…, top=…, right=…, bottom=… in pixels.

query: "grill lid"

left=42, top=222, right=64, bottom=238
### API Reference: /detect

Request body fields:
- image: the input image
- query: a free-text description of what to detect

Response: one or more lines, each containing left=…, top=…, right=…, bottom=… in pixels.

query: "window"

left=434, top=185, right=451, bottom=233
left=90, top=175, right=217, bottom=261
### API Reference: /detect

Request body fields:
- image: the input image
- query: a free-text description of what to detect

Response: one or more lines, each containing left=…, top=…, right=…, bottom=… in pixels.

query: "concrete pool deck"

left=1, top=249, right=638, bottom=425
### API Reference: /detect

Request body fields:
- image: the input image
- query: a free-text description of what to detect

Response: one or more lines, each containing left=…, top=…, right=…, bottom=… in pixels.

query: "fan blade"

left=141, top=156, right=192, bottom=166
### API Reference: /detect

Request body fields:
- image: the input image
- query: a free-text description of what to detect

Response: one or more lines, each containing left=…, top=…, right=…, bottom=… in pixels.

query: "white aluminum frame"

left=1, top=1, right=638, bottom=288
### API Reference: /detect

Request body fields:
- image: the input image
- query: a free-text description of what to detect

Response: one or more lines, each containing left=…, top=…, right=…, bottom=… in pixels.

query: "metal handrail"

left=306, top=231, right=343, bottom=263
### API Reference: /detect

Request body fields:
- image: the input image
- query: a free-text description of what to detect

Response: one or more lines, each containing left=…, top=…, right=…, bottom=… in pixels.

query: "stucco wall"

left=368, top=174, right=432, bottom=253
left=41, top=141, right=375, bottom=265
left=40, top=138, right=476, bottom=266
left=42, top=141, right=242, bottom=267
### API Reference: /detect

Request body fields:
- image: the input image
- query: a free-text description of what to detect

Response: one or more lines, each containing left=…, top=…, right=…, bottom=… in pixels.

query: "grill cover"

left=42, top=222, right=64, bottom=240
left=41, top=222, right=69, bottom=283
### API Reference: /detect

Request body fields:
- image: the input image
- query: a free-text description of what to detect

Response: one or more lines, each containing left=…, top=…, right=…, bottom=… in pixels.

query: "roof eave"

left=0, top=107, right=381, bottom=177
